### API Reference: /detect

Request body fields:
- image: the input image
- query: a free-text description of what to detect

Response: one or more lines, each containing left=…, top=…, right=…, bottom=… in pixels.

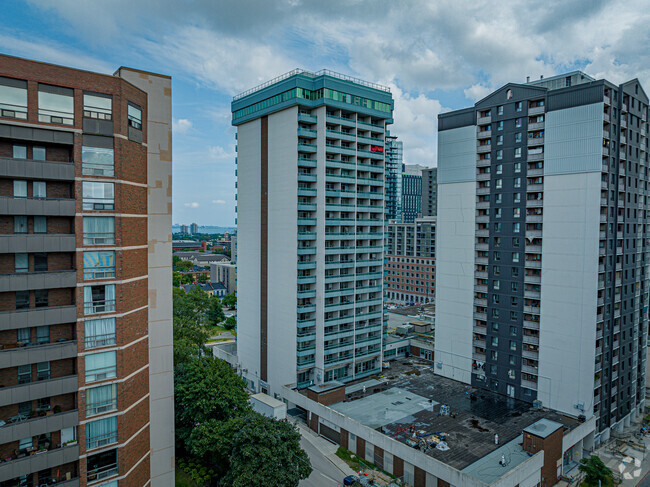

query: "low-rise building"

left=174, top=251, right=229, bottom=267
left=181, top=281, right=227, bottom=298
left=385, top=217, right=435, bottom=304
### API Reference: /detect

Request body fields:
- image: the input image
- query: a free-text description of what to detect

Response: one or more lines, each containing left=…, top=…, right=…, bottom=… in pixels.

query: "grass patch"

left=175, top=468, right=197, bottom=487
left=204, top=325, right=228, bottom=335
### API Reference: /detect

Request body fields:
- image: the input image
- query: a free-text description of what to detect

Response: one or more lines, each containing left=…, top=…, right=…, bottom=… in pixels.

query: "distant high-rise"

left=384, top=134, right=402, bottom=221
left=0, top=54, right=174, bottom=486
left=232, top=69, right=393, bottom=395
left=180, top=224, right=189, bottom=234
left=189, top=222, right=198, bottom=234
left=401, top=172, right=422, bottom=223
left=422, top=167, right=437, bottom=217
left=435, top=71, right=648, bottom=437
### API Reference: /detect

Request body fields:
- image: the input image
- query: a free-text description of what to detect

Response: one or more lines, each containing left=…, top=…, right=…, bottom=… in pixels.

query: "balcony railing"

left=85, top=333, right=117, bottom=350
left=83, top=266, right=116, bottom=280
left=83, top=233, right=115, bottom=246
left=84, top=299, right=116, bottom=315
left=87, top=430, right=118, bottom=450
left=86, top=397, right=118, bottom=417
left=86, top=366, right=117, bottom=383
left=87, top=461, right=118, bottom=483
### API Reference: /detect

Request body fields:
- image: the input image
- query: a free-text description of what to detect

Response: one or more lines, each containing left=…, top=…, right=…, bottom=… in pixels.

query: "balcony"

left=0, top=233, right=75, bottom=253
left=0, top=305, right=76, bottom=330
left=0, top=270, right=76, bottom=293
left=0, top=157, right=74, bottom=181
left=529, top=106, right=545, bottom=116
left=528, top=122, right=545, bottom=131
left=0, top=409, right=78, bottom=444
left=527, top=152, right=544, bottom=162
left=477, top=116, right=491, bottom=125
left=0, top=340, right=77, bottom=368
left=477, top=144, right=491, bottom=154
left=477, top=130, right=491, bottom=140
left=528, top=137, right=544, bottom=147
left=0, top=196, right=75, bottom=216
left=0, top=375, right=78, bottom=407
left=0, top=443, right=79, bottom=483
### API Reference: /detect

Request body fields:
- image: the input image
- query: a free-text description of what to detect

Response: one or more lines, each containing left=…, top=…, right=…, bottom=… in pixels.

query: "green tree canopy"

left=223, top=316, right=237, bottom=330
left=222, top=293, right=237, bottom=309
left=579, top=456, right=613, bottom=486
left=207, top=297, right=225, bottom=325
left=221, top=413, right=312, bottom=487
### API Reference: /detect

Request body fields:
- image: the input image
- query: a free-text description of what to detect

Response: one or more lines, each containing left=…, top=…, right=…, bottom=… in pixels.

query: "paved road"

left=299, top=436, right=345, bottom=487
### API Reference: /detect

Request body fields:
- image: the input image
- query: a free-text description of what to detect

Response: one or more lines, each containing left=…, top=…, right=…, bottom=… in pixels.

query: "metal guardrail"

left=233, top=68, right=390, bottom=100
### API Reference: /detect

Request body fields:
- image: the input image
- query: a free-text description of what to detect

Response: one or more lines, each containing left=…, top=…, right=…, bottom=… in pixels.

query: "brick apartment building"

left=384, top=217, right=436, bottom=304
left=0, top=55, right=174, bottom=486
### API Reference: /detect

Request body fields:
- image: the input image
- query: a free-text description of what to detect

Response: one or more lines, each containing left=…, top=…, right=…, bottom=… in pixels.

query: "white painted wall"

left=537, top=171, right=600, bottom=418
left=434, top=181, right=476, bottom=384
left=267, top=107, right=299, bottom=394
left=236, top=118, right=262, bottom=390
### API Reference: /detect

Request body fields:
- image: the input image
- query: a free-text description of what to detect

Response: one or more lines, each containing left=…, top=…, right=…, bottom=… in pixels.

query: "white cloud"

left=184, top=202, right=200, bottom=208
left=212, top=199, right=226, bottom=205
left=464, top=84, right=492, bottom=103
left=172, top=118, right=193, bottom=134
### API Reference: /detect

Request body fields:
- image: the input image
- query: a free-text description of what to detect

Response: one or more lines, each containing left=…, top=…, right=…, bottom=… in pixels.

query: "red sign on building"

left=370, top=145, right=384, bottom=153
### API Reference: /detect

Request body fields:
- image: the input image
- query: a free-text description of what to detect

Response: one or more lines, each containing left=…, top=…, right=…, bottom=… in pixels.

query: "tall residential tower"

left=435, top=71, right=648, bottom=437
left=0, top=55, right=174, bottom=486
left=232, top=69, right=393, bottom=395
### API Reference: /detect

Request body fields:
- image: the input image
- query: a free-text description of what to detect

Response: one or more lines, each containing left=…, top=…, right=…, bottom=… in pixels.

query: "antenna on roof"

left=526, top=76, right=530, bottom=83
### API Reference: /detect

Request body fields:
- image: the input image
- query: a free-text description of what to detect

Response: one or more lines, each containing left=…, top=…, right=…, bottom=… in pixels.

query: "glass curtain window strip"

left=83, top=217, right=115, bottom=245
left=83, top=93, right=112, bottom=120
left=85, top=317, right=117, bottom=349
left=0, top=78, right=28, bottom=119
left=82, top=146, right=114, bottom=176
left=82, top=182, right=114, bottom=210
left=34, top=216, right=47, bottom=233
left=17, top=328, right=30, bottom=345
left=13, top=180, right=27, bottom=197
left=85, top=351, right=117, bottom=383
left=36, top=361, right=50, bottom=381
left=14, top=253, right=28, bottom=273
left=14, top=216, right=28, bottom=233
left=13, top=145, right=27, bottom=159
left=33, top=146, right=46, bottom=161
left=36, top=325, right=49, bottom=344
left=86, top=384, right=117, bottom=416
left=83, top=251, right=116, bottom=279
left=84, top=284, right=116, bottom=314
left=86, top=416, right=118, bottom=450
left=33, top=181, right=46, bottom=199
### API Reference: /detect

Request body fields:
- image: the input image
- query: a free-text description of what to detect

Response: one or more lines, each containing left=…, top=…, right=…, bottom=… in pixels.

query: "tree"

left=172, top=271, right=182, bottom=287
left=221, top=413, right=312, bottom=487
left=579, top=456, right=613, bottom=486
left=176, top=260, right=194, bottom=271
left=173, top=255, right=182, bottom=267
left=175, top=355, right=252, bottom=455
left=181, top=274, right=194, bottom=285
left=198, top=273, right=209, bottom=283
left=223, top=316, right=236, bottom=331
left=173, top=286, right=210, bottom=364
left=207, top=297, right=225, bottom=325
left=222, top=293, right=237, bottom=309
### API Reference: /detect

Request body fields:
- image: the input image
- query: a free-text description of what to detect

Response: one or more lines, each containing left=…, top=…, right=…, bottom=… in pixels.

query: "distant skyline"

left=1, top=0, right=648, bottom=225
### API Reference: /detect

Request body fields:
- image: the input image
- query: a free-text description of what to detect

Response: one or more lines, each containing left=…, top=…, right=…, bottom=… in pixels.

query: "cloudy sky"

left=2, top=0, right=649, bottom=225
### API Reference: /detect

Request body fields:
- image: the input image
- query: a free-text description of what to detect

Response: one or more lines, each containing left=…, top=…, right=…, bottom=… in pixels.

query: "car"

left=343, top=476, right=359, bottom=486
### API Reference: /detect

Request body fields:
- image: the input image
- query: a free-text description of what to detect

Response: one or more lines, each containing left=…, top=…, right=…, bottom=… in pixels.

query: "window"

left=490, top=351, right=498, bottom=360
left=18, top=364, right=31, bottom=384
left=84, top=251, right=116, bottom=280
left=86, top=416, right=118, bottom=450
left=38, top=84, right=74, bottom=125
left=494, top=222, right=501, bottom=232
left=494, top=251, right=501, bottom=261
left=497, top=135, right=503, bottom=145
left=36, top=326, right=49, bottom=344
left=84, top=284, right=116, bottom=314
left=495, top=179, right=502, bottom=189
left=494, top=265, right=501, bottom=275
left=86, top=384, right=117, bottom=416
left=512, top=252, right=520, bottom=263
left=0, top=77, right=28, bottom=119
left=492, top=294, right=500, bottom=304
left=34, top=216, right=47, bottom=234
left=18, top=437, right=32, bottom=453
left=497, top=121, right=503, bottom=131
left=515, top=133, right=522, bottom=143
left=36, top=362, right=50, bottom=381
left=496, top=164, right=502, bottom=174
left=515, top=118, right=523, bottom=127
left=496, top=150, right=503, bottom=160
left=83, top=182, right=114, bottom=210
left=83, top=217, right=115, bottom=245
left=17, top=328, right=30, bottom=345
left=18, top=401, right=32, bottom=417
left=510, top=340, right=517, bottom=350
left=513, top=208, right=521, bottom=218
left=514, top=177, right=521, bottom=188
left=514, top=162, right=521, bottom=173
left=515, top=147, right=522, bottom=158
left=491, top=337, right=499, bottom=346
left=15, top=253, right=28, bottom=273
left=515, top=101, right=522, bottom=112
left=514, top=193, right=521, bottom=203
left=83, top=93, right=112, bottom=120
left=35, top=290, right=48, bottom=308
left=495, top=193, right=502, bottom=204
left=33, top=146, right=46, bottom=161
left=14, top=180, right=27, bottom=198
left=16, top=291, right=30, bottom=309
left=511, top=282, right=519, bottom=292
left=85, top=318, right=117, bottom=349
left=512, top=267, right=519, bottom=277
left=497, top=105, right=503, bottom=115
left=491, top=323, right=499, bottom=331
left=85, top=351, right=117, bottom=383
left=13, top=145, right=27, bottom=159
left=33, top=181, right=46, bottom=199
left=493, top=280, right=500, bottom=290
left=512, top=237, right=520, bottom=247
left=495, top=208, right=502, bottom=218
left=82, top=142, right=114, bottom=176
left=128, top=103, right=142, bottom=130
left=36, top=397, right=50, bottom=412
left=491, top=309, right=499, bottom=318
left=34, top=253, right=48, bottom=272
left=513, top=222, right=521, bottom=233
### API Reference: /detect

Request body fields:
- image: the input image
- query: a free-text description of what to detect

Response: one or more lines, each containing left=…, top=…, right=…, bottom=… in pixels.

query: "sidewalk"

left=294, top=420, right=357, bottom=477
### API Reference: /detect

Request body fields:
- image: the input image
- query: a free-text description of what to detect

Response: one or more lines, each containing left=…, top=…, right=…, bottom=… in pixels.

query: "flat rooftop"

left=330, top=359, right=578, bottom=471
